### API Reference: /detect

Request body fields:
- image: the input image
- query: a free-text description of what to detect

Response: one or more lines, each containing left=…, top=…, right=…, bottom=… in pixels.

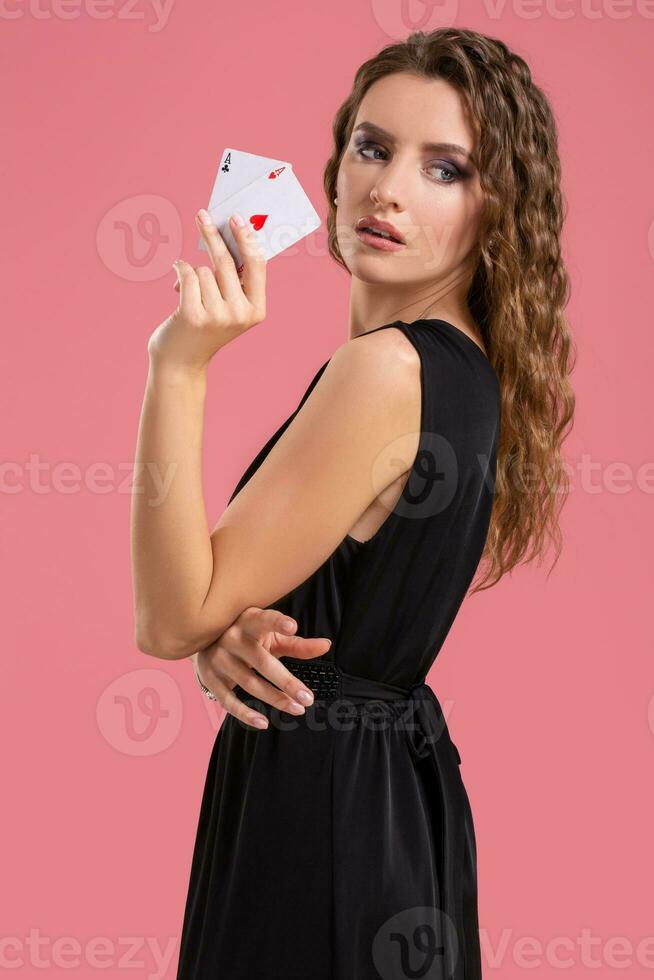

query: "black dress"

left=176, top=318, right=501, bottom=980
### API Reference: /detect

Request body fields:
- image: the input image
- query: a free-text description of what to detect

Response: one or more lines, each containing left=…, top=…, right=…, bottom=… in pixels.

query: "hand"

left=193, top=606, right=333, bottom=730
left=147, top=208, right=267, bottom=375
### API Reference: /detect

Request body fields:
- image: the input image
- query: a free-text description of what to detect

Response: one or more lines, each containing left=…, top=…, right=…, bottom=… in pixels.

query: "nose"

left=370, top=181, right=401, bottom=210
left=369, top=158, right=407, bottom=211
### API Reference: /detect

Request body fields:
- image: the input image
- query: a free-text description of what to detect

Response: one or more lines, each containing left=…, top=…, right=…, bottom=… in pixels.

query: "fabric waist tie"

left=273, top=656, right=482, bottom=980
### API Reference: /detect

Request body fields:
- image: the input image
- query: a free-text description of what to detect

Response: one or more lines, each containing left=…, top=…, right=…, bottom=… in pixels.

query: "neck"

left=347, top=268, right=476, bottom=341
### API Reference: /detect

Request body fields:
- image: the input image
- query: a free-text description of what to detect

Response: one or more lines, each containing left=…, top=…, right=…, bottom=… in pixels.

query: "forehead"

left=353, top=72, right=477, bottom=151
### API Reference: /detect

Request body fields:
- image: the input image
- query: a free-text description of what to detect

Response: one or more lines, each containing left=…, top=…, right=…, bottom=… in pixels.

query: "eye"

left=354, top=140, right=464, bottom=185
left=427, top=162, right=463, bottom=184
left=355, top=140, right=387, bottom=162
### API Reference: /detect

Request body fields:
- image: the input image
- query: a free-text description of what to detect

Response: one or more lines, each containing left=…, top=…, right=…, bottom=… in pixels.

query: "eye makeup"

left=352, top=136, right=469, bottom=185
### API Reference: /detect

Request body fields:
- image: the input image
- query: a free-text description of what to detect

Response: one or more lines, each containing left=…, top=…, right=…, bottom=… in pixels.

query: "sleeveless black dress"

left=176, top=318, right=501, bottom=980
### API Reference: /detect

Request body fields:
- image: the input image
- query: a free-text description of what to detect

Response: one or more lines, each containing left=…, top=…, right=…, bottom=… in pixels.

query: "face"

left=335, top=72, right=485, bottom=299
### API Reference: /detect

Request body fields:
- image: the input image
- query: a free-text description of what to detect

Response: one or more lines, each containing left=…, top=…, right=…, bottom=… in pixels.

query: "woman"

left=131, top=27, right=576, bottom=980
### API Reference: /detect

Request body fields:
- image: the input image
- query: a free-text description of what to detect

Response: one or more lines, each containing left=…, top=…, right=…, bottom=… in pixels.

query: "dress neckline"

left=409, top=318, right=489, bottom=361
left=360, top=318, right=490, bottom=363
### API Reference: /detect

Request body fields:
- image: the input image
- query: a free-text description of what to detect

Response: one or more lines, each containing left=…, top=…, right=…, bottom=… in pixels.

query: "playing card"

left=198, top=148, right=291, bottom=253
left=206, top=164, right=322, bottom=271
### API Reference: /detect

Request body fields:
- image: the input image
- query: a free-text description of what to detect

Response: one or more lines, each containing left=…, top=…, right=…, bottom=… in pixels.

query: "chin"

left=347, top=256, right=411, bottom=285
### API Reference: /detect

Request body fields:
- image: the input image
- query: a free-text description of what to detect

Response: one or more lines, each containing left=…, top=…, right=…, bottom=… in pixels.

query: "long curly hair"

left=322, top=27, right=577, bottom=593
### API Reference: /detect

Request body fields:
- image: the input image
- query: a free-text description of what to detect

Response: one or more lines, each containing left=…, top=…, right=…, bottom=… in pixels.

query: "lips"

left=355, top=215, right=406, bottom=245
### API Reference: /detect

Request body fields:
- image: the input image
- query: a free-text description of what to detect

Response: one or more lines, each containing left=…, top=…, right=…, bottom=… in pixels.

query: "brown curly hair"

left=322, top=27, right=577, bottom=594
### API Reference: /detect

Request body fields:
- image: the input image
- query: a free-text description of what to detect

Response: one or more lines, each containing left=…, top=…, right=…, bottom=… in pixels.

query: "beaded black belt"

left=278, top=656, right=412, bottom=703
left=284, top=657, right=345, bottom=700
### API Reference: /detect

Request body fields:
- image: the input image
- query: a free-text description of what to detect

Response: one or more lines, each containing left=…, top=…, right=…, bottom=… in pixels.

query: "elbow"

left=133, top=617, right=194, bottom=661
left=134, top=633, right=169, bottom=660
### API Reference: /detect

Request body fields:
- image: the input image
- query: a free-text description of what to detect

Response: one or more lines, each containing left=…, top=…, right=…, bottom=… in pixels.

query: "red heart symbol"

left=249, top=214, right=268, bottom=232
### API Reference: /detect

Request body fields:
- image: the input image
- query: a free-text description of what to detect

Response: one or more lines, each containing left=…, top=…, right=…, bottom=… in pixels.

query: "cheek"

left=456, top=182, right=484, bottom=246
left=425, top=191, right=482, bottom=255
left=336, top=160, right=360, bottom=201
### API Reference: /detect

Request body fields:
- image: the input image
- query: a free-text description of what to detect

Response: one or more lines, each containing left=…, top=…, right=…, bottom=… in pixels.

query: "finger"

left=220, top=651, right=307, bottom=715
left=173, top=267, right=241, bottom=293
left=235, top=608, right=332, bottom=657
left=245, top=643, right=316, bottom=706
left=173, top=259, right=202, bottom=317
left=271, top=634, right=333, bottom=659
left=195, top=265, right=223, bottom=312
left=195, top=209, right=244, bottom=303
left=214, top=678, right=270, bottom=730
left=218, top=631, right=315, bottom=706
left=236, top=606, right=299, bottom=639
left=234, top=214, right=267, bottom=311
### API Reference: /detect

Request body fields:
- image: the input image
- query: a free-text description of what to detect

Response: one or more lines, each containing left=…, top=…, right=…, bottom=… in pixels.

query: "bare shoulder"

left=325, top=326, right=421, bottom=408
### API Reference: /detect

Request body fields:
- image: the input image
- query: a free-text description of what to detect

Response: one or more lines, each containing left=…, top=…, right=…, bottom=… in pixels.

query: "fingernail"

left=198, top=208, right=213, bottom=225
left=282, top=620, right=296, bottom=632
left=230, top=212, right=246, bottom=228
left=287, top=701, right=306, bottom=715
left=296, top=689, right=313, bottom=705
left=252, top=715, right=268, bottom=729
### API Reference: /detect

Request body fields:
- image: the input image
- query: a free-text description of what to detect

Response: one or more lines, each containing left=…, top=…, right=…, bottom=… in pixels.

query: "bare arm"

left=130, top=210, right=420, bottom=661
left=131, top=331, right=419, bottom=660
left=130, top=360, right=213, bottom=657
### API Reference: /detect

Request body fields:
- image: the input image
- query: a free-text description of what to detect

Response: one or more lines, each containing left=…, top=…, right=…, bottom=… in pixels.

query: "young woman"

left=131, top=27, right=576, bottom=980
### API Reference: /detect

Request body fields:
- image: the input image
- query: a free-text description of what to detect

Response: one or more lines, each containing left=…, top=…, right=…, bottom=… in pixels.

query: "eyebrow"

left=352, top=121, right=476, bottom=166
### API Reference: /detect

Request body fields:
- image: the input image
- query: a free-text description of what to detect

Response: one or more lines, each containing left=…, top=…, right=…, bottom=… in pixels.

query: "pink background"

left=3, top=2, right=653, bottom=977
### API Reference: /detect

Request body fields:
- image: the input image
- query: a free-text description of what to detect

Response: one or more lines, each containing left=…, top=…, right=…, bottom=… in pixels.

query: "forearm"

left=130, top=358, right=214, bottom=658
